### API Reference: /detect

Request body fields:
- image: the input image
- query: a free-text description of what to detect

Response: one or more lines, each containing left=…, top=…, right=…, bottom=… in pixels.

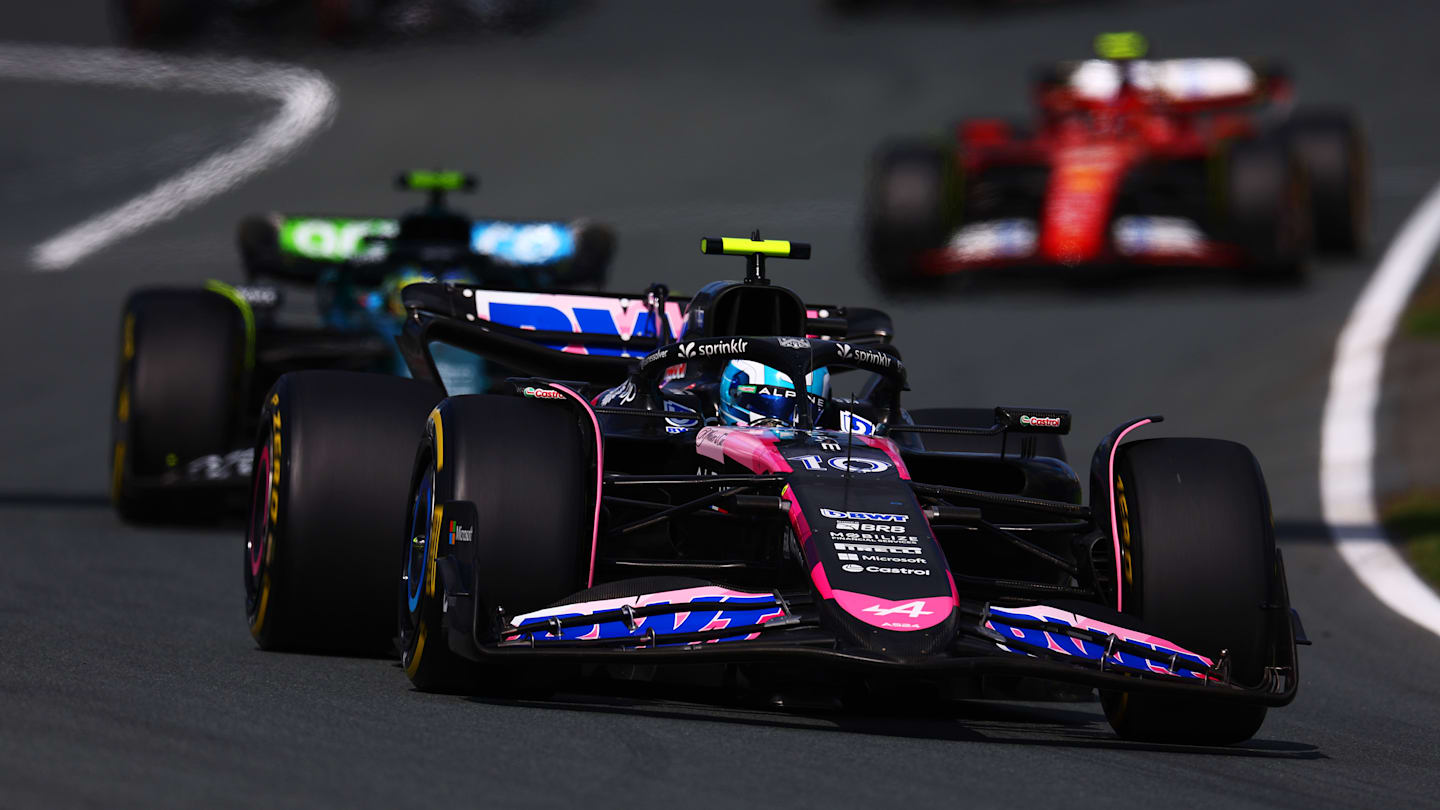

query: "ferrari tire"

left=569, top=221, right=617, bottom=287
left=1101, top=438, right=1276, bottom=745
left=400, top=394, right=591, bottom=692
left=907, top=407, right=1066, bottom=461
left=111, top=0, right=203, bottom=47
left=1221, top=137, right=1311, bottom=280
left=864, top=140, right=953, bottom=290
left=245, top=371, right=443, bottom=654
left=111, top=288, right=247, bottom=523
left=1287, top=110, right=1367, bottom=256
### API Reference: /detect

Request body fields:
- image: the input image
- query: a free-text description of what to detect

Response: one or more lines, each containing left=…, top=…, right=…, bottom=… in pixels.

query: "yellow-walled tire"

left=245, top=371, right=442, bottom=653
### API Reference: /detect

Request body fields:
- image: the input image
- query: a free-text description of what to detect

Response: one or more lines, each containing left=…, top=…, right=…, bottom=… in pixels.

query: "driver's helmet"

left=719, top=360, right=830, bottom=427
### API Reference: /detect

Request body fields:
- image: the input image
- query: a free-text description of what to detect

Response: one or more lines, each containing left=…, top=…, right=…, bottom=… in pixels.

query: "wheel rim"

left=244, top=436, right=274, bottom=625
left=247, top=442, right=272, bottom=579
left=403, top=464, right=435, bottom=622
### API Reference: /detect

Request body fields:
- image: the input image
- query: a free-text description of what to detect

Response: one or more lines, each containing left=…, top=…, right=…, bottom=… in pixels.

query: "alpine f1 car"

left=110, top=170, right=613, bottom=521
left=245, top=234, right=1304, bottom=744
left=865, top=31, right=1366, bottom=287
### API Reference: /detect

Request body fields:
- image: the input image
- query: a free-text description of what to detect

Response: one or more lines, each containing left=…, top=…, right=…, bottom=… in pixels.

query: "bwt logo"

left=1019, top=414, right=1062, bottom=428
left=821, top=508, right=909, bottom=522
left=679, top=339, right=747, bottom=360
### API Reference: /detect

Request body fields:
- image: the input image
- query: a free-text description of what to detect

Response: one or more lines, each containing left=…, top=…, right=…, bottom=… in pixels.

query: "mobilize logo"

left=831, top=531, right=919, bottom=543
left=821, top=508, right=909, bottom=522
left=1019, top=414, right=1062, bottom=428
left=679, top=338, right=748, bottom=360
left=835, top=343, right=893, bottom=368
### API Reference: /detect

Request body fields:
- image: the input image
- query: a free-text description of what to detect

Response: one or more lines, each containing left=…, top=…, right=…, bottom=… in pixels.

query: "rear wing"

left=1033, top=57, right=1290, bottom=112
left=404, top=284, right=893, bottom=356
left=396, top=283, right=895, bottom=386
left=237, top=213, right=612, bottom=283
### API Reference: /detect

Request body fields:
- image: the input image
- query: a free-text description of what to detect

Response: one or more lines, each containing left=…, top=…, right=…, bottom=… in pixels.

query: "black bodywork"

left=392, top=274, right=1304, bottom=707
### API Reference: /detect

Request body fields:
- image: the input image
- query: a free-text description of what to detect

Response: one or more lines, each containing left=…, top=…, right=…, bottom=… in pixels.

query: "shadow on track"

left=0, top=490, right=112, bottom=509
left=463, top=681, right=1323, bottom=760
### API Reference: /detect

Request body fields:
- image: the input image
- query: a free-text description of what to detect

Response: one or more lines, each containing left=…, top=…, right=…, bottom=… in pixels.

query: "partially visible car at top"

left=111, top=0, right=552, bottom=46
left=865, top=32, right=1367, bottom=288
left=109, top=170, right=614, bottom=522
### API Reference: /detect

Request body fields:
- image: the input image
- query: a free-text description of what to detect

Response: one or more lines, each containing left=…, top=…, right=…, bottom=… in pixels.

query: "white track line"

left=1321, top=179, right=1440, bottom=638
left=0, top=43, right=336, bottom=271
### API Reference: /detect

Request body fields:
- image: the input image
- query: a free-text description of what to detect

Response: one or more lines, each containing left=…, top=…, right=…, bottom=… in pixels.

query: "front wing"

left=476, top=571, right=1300, bottom=706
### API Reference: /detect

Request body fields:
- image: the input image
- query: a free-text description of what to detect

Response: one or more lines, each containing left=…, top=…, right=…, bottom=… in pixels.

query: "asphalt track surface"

left=3, top=1, right=1440, bottom=807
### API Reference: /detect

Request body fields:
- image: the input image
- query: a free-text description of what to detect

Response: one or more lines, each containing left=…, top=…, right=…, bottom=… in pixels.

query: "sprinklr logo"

left=679, top=338, right=747, bottom=360
left=836, top=343, right=892, bottom=368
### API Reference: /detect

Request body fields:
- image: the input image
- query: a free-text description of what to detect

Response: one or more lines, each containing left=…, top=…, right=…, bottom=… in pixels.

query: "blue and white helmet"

left=719, top=360, right=830, bottom=427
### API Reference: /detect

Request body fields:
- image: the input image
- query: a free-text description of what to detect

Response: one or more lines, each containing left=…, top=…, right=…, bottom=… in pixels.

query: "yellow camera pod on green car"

left=1094, top=31, right=1149, bottom=61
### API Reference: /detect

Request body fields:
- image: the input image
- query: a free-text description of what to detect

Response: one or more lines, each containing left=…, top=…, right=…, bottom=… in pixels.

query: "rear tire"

left=245, top=371, right=443, bottom=654
left=1102, top=438, right=1276, bottom=745
left=111, top=0, right=204, bottom=47
left=1287, top=110, right=1367, bottom=256
left=907, top=407, right=1066, bottom=461
left=111, top=288, right=246, bottom=523
left=1220, top=137, right=1311, bottom=280
left=864, top=140, right=954, bottom=290
left=400, top=394, right=592, bottom=692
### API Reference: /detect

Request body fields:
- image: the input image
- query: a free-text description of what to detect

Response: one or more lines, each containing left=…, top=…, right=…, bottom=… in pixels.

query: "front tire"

left=399, top=394, right=593, bottom=692
left=245, top=371, right=443, bottom=654
left=1102, top=438, right=1276, bottom=745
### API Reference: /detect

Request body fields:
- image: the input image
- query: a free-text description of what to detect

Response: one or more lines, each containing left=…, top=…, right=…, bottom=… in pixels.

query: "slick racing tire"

left=1287, top=110, right=1367, bottom=256
left=246, top=371, right=443, bottom=654
left=568, top=221, right=618, bottom=287
left=111, top=288, right=247, bottom=523
left=400, top=394, right=592, bottom=693
left=111, top=0, right=204, bottom=47
left=1219, top=137, right=1311, bottom=280
left=312, top=0, right=380, bottom=39
left=864, top=140, right=954, bottom=290
left=907, top=407, right=1066, bottom=461
left=1102, top=438, right=1276, bottom=745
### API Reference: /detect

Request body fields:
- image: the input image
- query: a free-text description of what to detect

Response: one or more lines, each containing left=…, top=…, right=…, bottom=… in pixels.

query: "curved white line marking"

left=0, top=43, right=336, bottom=271
left=1321, top=179, right=1440, bottom=637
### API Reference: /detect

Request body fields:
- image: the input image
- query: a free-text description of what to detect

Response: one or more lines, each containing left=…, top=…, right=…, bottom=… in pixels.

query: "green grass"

left=1381, top=490, right=1440, bottom=590
left=1402, top=272, right=1440, bottom=338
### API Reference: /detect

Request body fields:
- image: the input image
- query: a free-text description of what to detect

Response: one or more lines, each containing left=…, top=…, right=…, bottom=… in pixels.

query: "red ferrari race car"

left=864, top=32, right=1366, bottom=288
